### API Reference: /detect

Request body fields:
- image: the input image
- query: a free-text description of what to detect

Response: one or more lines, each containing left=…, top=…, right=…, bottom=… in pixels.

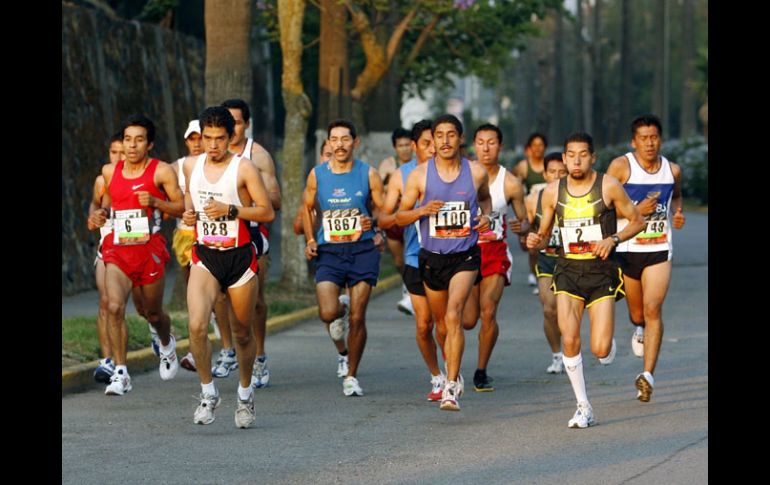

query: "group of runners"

left=86, top=106, right=685, bottom=429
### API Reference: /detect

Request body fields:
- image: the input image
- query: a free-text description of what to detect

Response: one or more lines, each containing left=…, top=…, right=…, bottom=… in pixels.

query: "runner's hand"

left=593, top=237, right=615, bottom=260
left=473, top=214, right=491, bottom=233
left=526, top=232, right=543, bottom=250
left=305, top=239, right=318, bottom=260
left=421, top=200, right=444, bottom=216
left=135, top=191, right=155, bottom=208
left=672, top=207, right=685, bottom=229
left=182, top=209, right=197, bottom=226
left=637, top=196, right=657, bottom=216
left=88, top=208, right=107, bottom=230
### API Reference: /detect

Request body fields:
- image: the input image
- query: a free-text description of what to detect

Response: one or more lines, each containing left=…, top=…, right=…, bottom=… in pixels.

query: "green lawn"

left=62, top=252, right=397, bottom=365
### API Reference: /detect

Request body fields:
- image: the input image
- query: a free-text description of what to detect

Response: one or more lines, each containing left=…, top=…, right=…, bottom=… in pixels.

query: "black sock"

left=339, top=350, right=349, bottom=356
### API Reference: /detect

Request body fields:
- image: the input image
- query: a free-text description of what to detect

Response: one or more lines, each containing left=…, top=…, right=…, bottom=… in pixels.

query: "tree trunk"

left=680, top=0, right=696, bottom=137
left=591, top=0, right=604, bottom=145
left=536, top=17, right=554, bottom=139
left=204, top=0, right=252, bottom=106
left=575, top=0, right=586, bottom=131
left=651, top=0, right=664, bottom=118
left=278, top=0, right=312, bottom=290
left=618, top=0, right=632, bottom=143
left=317, top=0, right=351, bottom=128
left=553, top=11, right=564, bottom=143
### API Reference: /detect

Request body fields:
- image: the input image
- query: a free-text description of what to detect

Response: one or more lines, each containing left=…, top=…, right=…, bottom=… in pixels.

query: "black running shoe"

left=473, top=369, right=495, bottom=392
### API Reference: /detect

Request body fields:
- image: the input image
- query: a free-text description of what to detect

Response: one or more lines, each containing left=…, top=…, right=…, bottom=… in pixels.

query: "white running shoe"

left=337, top=354, right=349, bottom=378
left=440, top=380, right=461, bottom=411
left=532, top=286, right=540, bottom=295
left=598, top=338, right=617, bottom=365
left=568, top=401, right=596, bottom=428
left=397, top=294, right=414, bottom=316
left=159, top=335, right=179, bottom=381
left=631, top=326, right=645, bottom=358
left=636, top=372, right=654, bottom=402
left=251, top=357, right=270, bottom=389
left=546, top=353, right=564, bottom=374
left=343, top=376, right=363, bottom=396
left=329, top=294, right=350, bottom=341
left=527, top=273, right=537, bottom=286
left=180, top=352, right=197, bottom=372
left=193, top=391, right=221, bottom=425
left=105, top=369, right=132, bottom=396
left=211, top=348, right=239, bottom=378
left=427, top=374, right=445, bottom=402
left=234, top=393, right=256, bottom=429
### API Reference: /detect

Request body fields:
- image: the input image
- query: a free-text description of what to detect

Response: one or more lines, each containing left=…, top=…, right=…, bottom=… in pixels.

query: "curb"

left=62, top=273, right=402, bottom=394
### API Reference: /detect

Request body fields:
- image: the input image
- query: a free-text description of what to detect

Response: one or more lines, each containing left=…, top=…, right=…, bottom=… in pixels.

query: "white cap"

left=184, top=120, right=201, bottom=139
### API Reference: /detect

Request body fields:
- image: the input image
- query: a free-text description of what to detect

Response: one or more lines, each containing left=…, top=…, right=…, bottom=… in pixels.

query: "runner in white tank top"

left=607, top=114, right=686, bottom=403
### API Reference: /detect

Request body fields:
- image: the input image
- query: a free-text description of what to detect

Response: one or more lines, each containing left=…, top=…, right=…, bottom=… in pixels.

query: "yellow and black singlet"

left=554, top=173, right=617, bottom=260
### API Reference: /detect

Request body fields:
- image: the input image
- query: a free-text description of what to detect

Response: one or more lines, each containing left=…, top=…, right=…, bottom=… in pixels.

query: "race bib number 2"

left=322, top=209, right=363, bottom=243
left=560, top=223, right=602, bottom=255
left=113, top=209, right=150, bottom=245
left=430, top=201, right=471, bottom=238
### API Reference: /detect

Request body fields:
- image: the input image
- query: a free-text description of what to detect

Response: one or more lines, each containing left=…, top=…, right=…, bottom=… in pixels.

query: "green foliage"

left=136, top=0, right=179, bottom=22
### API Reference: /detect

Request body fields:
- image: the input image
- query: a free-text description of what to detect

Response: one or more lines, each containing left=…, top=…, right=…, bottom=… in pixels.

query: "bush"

left=596, top=137, right=708, bottom=205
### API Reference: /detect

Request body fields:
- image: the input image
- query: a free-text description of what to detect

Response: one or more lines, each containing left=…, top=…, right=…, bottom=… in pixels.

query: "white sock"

left=563, top=354, right=588, bottom=403
left=553, top=351, right=563, bottom=359
left=238, top=385, right=253, bottom=401
left=642, top=371, right=654, bottom=387
left=115, top=365, right=128, bottom=375
left=159, top=337, right=175, bottom=355
left=402, top=283, right=409, bottom=297
left=201, top=381, right=217, bottom=396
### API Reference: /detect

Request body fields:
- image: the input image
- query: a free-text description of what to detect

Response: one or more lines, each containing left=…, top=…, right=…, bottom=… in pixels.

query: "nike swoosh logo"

left=132, top=184, right=144, bottom=190
left=609, top=287, right=615, bottom=292
left=150, top=271, right=159, bottom=277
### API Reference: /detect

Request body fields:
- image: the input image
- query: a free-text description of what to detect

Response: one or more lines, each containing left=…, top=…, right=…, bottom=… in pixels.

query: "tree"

left=204, top=0, right=253, bottom=106
left=680, top=0, right=696, bottom=137
left=317, top=0, right=351, bottom=128
left=277, top=0, right=313, bottom=290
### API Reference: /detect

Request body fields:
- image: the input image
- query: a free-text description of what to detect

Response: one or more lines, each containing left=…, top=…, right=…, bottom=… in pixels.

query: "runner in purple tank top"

left=395, top=114, right=493, bottom=412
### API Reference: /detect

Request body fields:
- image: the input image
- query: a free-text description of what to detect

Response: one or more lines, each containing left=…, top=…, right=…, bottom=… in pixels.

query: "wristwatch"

left=611, top=234, right=621, bottom=246
left=228, top=204, right=239, bottom=219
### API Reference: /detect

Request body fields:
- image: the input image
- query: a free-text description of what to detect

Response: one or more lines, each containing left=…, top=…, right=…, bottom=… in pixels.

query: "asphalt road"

left=62, top=213, right=707, bottom=485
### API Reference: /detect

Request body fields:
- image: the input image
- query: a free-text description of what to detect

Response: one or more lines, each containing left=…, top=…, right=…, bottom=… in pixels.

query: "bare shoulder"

left=250, top=144, right=276, bottom=173
left=669, top=160, right=682, bottom=178
left=512, top=159, right=527, bottom=176
left=607, top=155, right=630, bottom=180
left=504, top=168, right=523, bottom=187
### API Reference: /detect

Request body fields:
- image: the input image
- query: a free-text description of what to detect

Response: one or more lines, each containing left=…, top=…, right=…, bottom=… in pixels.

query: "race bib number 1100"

left=430, top=201, right=471, bottom=238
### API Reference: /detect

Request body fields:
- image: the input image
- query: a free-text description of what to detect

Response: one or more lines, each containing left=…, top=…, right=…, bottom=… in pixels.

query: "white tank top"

left=176, top=157, right=194, bottom=230
left=616, top=152, right=675, bottom=254
left=478, top=166, right=508, bottom=243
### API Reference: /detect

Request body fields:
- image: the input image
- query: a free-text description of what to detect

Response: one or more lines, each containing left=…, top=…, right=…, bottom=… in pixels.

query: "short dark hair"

left=563, top=132, right=595, bottom=154
left=525, top=132, right=547, bottom=148
left=199, top=106, right=236, bottom=137
left=327, top=119, right=357, bottom=139
left=221, top=99, right=251, bottom=124
left=391, top=127, right=411, bottom=146
left=410, top=119, right=433, bottom=142
left=474, top=123, right=503, bottom=144
left=123, top=114, right=156, bottom=143
left=631, top=114, right=663, bottom=137
left=109, top=131, right=123, bottom=145
left=544, top=151, right=564, bottom=171
left=432, top=114, right=463, bottom=136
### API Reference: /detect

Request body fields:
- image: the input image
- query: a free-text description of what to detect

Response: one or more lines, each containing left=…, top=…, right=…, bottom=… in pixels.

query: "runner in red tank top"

left=88, top=114, right=185, bottom=397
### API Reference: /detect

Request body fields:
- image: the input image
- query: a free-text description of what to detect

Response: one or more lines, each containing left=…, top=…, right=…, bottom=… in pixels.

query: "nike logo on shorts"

left=609, top=286, right=615, bottom=292
left=150, top=271, right=159, bottom=277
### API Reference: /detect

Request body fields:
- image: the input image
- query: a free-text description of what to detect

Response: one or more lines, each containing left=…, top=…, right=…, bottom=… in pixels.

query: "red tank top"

left=109, top=159, right=167, bottom=231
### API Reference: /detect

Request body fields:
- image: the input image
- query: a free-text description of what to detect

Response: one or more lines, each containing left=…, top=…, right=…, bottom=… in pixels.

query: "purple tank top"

left=419, top=157, right=479, bottom=254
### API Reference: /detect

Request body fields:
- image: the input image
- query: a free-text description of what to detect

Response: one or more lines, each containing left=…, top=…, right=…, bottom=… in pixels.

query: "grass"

left=62, top=252, right=398, bottom=365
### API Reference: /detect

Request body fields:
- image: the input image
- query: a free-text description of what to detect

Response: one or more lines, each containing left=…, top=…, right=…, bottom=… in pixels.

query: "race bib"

left=196, top=213, right=239, bottom=249
left=113, top=209, right=150, bottom=245
left=429, top=201, right=471, bottom=238
left=560, top=220, right=602, bottom=255
left=635, top=219, right=668, bottom=245
left=541, top=225, right=561, bottom=255
left=478, top=210, right=505, bottom=242
left=322, top=209, right=363, bottom=243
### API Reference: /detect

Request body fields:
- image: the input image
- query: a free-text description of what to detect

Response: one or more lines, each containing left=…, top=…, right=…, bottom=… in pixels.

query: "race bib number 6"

left=430, top=201, right=471, bottom=238
left=113, top=209, right=150, bottom=245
